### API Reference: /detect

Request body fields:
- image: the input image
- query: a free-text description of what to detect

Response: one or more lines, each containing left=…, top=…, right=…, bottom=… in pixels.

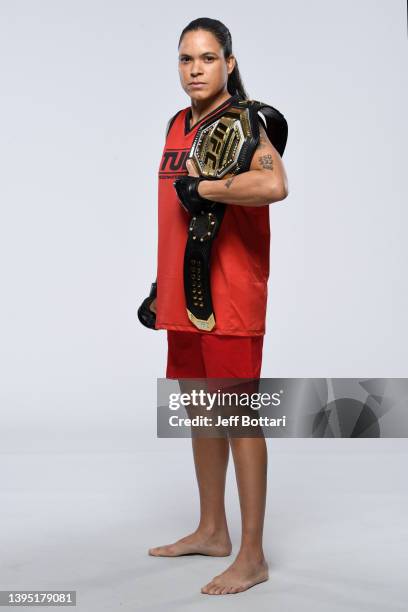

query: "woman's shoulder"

left=164, top=108, right=187, bottom=139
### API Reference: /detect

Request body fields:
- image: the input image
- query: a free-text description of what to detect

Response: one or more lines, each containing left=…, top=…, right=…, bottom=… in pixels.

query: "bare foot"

left=148, top=528, right=232, bottom=557
left=201, top=552, right=269, bottom=594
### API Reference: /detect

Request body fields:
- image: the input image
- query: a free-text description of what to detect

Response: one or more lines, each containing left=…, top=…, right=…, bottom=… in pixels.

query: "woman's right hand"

left=149, top=298, right=157, bottom=314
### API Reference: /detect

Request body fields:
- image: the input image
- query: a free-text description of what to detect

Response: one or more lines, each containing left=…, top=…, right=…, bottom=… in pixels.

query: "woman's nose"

left=190, top=62, right=203, bottom=76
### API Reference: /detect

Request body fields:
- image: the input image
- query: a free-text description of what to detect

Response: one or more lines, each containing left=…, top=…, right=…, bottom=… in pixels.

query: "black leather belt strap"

left=183, top=203, right=226, bottom=331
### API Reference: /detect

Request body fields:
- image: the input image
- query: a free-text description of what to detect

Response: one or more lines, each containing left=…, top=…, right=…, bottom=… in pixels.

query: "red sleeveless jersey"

left=155, top=95, right=270, bottom=337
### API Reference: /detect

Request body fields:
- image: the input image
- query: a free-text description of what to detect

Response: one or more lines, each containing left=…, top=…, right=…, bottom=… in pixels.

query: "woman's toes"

left=206, top=582, right=217, bottom=594
left=202, top=576, right=236, bottom=595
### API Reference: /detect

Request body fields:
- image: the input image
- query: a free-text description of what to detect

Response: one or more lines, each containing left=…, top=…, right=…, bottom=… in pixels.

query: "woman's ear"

left=227, top=55, right=236, bottom=75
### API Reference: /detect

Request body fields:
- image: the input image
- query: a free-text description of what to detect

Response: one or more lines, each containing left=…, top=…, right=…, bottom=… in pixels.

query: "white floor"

left=1, top=445, right=407, bottom=611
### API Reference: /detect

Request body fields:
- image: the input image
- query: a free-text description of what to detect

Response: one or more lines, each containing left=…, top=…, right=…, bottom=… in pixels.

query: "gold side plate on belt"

left=187, top=309, right=216, bottom=332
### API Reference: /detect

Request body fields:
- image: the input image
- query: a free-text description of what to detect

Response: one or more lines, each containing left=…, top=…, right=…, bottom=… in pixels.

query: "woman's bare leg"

left=149, top=422, right=232, bottom=556
left=201, top=436, right=269, bottom=594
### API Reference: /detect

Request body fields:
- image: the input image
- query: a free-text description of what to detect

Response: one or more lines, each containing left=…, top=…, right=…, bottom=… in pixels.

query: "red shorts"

left=166, top=330, right=264, bottom=379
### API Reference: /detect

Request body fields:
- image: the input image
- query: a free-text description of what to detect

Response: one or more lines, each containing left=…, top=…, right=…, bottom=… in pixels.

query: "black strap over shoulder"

left=238, top=98, right=288, bottom=158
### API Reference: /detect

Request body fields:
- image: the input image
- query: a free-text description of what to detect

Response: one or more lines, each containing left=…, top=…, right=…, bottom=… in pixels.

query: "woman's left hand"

left=173, top=159, right=213, bottom=215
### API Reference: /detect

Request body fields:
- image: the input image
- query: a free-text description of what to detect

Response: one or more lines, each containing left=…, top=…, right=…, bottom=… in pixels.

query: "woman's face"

left=178, top=29, right=235, bottom=101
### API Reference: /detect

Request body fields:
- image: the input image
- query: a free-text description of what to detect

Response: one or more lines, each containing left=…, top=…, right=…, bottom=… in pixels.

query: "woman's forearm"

left=198, top=170, right=288, bottom=207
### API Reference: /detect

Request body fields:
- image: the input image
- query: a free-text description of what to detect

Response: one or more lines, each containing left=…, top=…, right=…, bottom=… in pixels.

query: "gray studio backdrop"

left=0, top=0, right=407, bottom=453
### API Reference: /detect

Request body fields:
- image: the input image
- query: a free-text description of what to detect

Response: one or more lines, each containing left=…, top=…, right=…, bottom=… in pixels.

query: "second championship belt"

left=182, top=98, right=288, bottom=332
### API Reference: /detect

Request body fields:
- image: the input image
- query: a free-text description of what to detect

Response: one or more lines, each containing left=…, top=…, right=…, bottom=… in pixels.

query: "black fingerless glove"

left=173, top=176, right=214, bottom=216
left=137, top=280, right=157, bottom=330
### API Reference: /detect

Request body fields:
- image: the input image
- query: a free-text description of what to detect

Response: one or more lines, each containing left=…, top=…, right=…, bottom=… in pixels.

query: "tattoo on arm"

left=224, top=176, right=236, bottom=189
left=258, top=154, right=273, bottom=170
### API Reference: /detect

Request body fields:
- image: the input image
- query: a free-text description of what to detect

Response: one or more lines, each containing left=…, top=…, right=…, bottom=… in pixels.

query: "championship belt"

left=180, top=97, right=288, bottom=332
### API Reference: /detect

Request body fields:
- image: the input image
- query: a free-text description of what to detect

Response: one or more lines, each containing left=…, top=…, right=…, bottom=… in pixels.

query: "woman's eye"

left=180, top=57, right=214, bottom=63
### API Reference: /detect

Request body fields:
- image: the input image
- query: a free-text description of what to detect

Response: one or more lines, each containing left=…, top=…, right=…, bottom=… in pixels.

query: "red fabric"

left=156, top=95, right=270, bottom=336
left=166, top=330, right=264, bottom=379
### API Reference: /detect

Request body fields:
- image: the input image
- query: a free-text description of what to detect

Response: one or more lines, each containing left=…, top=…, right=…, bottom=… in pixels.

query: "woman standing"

left=148, top=17, right=288, bottom=595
